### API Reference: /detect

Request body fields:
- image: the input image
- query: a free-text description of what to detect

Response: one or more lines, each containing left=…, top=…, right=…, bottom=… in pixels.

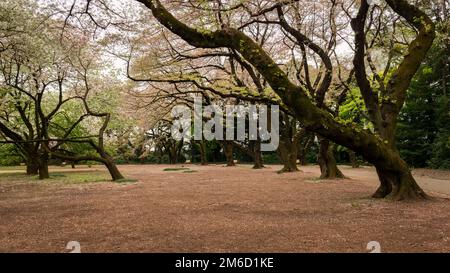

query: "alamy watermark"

left=171, top=95, right=280, bottom=152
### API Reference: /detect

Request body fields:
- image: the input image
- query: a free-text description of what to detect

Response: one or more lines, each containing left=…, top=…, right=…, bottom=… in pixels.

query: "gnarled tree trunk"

left=318, top=138, right=345, bottom=179
left=373, top=160, right=427, bottom=200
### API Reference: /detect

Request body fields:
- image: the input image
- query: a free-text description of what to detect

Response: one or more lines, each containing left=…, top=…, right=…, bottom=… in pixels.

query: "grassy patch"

left=114, top=178, right=138, bottom=183
left=304, top=177, right=324, bottom=183
left=163, top=167, right=190, bottom=172
left=0, top=171, right=111, bottom=185
left=183, top=170, right=198, bottom=173
left=36, top=172, right=110, bottom=184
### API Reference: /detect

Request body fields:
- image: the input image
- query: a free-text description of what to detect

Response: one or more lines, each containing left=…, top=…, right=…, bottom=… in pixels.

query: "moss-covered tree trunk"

left=373, top=160, right=427, bottom=200
left=318, top=138, right=345, bottom=179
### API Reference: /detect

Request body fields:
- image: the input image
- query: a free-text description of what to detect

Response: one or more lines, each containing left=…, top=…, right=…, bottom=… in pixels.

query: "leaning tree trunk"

left=318, top=138, right=345, bottom=179
left=104, top=157, right=124, bottom=181
left=223, top=141, right=235, bottom=166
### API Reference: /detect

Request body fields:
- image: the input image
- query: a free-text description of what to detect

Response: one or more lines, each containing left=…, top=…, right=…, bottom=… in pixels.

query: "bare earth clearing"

left=0, top=164, right=449, bottom=253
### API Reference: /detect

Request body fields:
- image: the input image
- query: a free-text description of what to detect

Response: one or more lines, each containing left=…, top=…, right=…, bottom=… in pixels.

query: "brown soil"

left=0, top=164, right=449, bottom=253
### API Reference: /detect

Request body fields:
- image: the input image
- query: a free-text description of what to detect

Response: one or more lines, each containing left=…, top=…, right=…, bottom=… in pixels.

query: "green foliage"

left=429, top=96, right=450, bottom=168
left=0, top=144, right=22, bottom=166
left=397, top=32, right=450, bottom=168
left=0, top=170, right=110, bottom=184
left=339, top=87, right=370, bottom=129
left=262, top=152, right=280, bottom=164
left=397, top=65, right=439, bottom=167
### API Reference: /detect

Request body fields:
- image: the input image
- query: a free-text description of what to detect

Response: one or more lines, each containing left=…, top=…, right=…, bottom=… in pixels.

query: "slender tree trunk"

left=157, top=146, right=163, bottom=164
left=169, top=148, right=177, bottom=164
left=223, top=141, right=235, bottom=166
left=318, top=138, right=345, bottom=179
left=252, top=140, right=264, bottom=169
left=199, top=140, right=207, bottom=165
left=298, top=134, right=313, bottom=166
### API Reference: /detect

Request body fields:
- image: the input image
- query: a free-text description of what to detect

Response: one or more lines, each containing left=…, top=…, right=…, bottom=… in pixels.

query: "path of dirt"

left=0, top=164, right=449, bottom=253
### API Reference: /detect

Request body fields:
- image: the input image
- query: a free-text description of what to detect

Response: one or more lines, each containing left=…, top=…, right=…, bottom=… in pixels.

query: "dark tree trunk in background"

left=277, top=113, right=300, bottom=173
left=199, top=140, right=207, bottom=165
left=26, top=156, right=39, bottom=175
left=348, top=150, right=360, bottom=168
left=169, top=148, right=177, bottom=164
left=277, top=135, right=299, bottom=173
left=297, top=144, right=308, bottom=166
left=297, top=134, right=313, bottom=166
left=278, top=145, right=298, bottom=172
left=318, top=138, right=345, bottom=179
left=223, top=141, right=235, bottom=166
left=157, top=146, right=163, bottom=164
left=38, top=154, right=49, bottom=180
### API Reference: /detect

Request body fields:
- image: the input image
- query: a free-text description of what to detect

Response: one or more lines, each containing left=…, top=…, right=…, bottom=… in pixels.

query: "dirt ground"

left=0, top=164, right=449, bottom=253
